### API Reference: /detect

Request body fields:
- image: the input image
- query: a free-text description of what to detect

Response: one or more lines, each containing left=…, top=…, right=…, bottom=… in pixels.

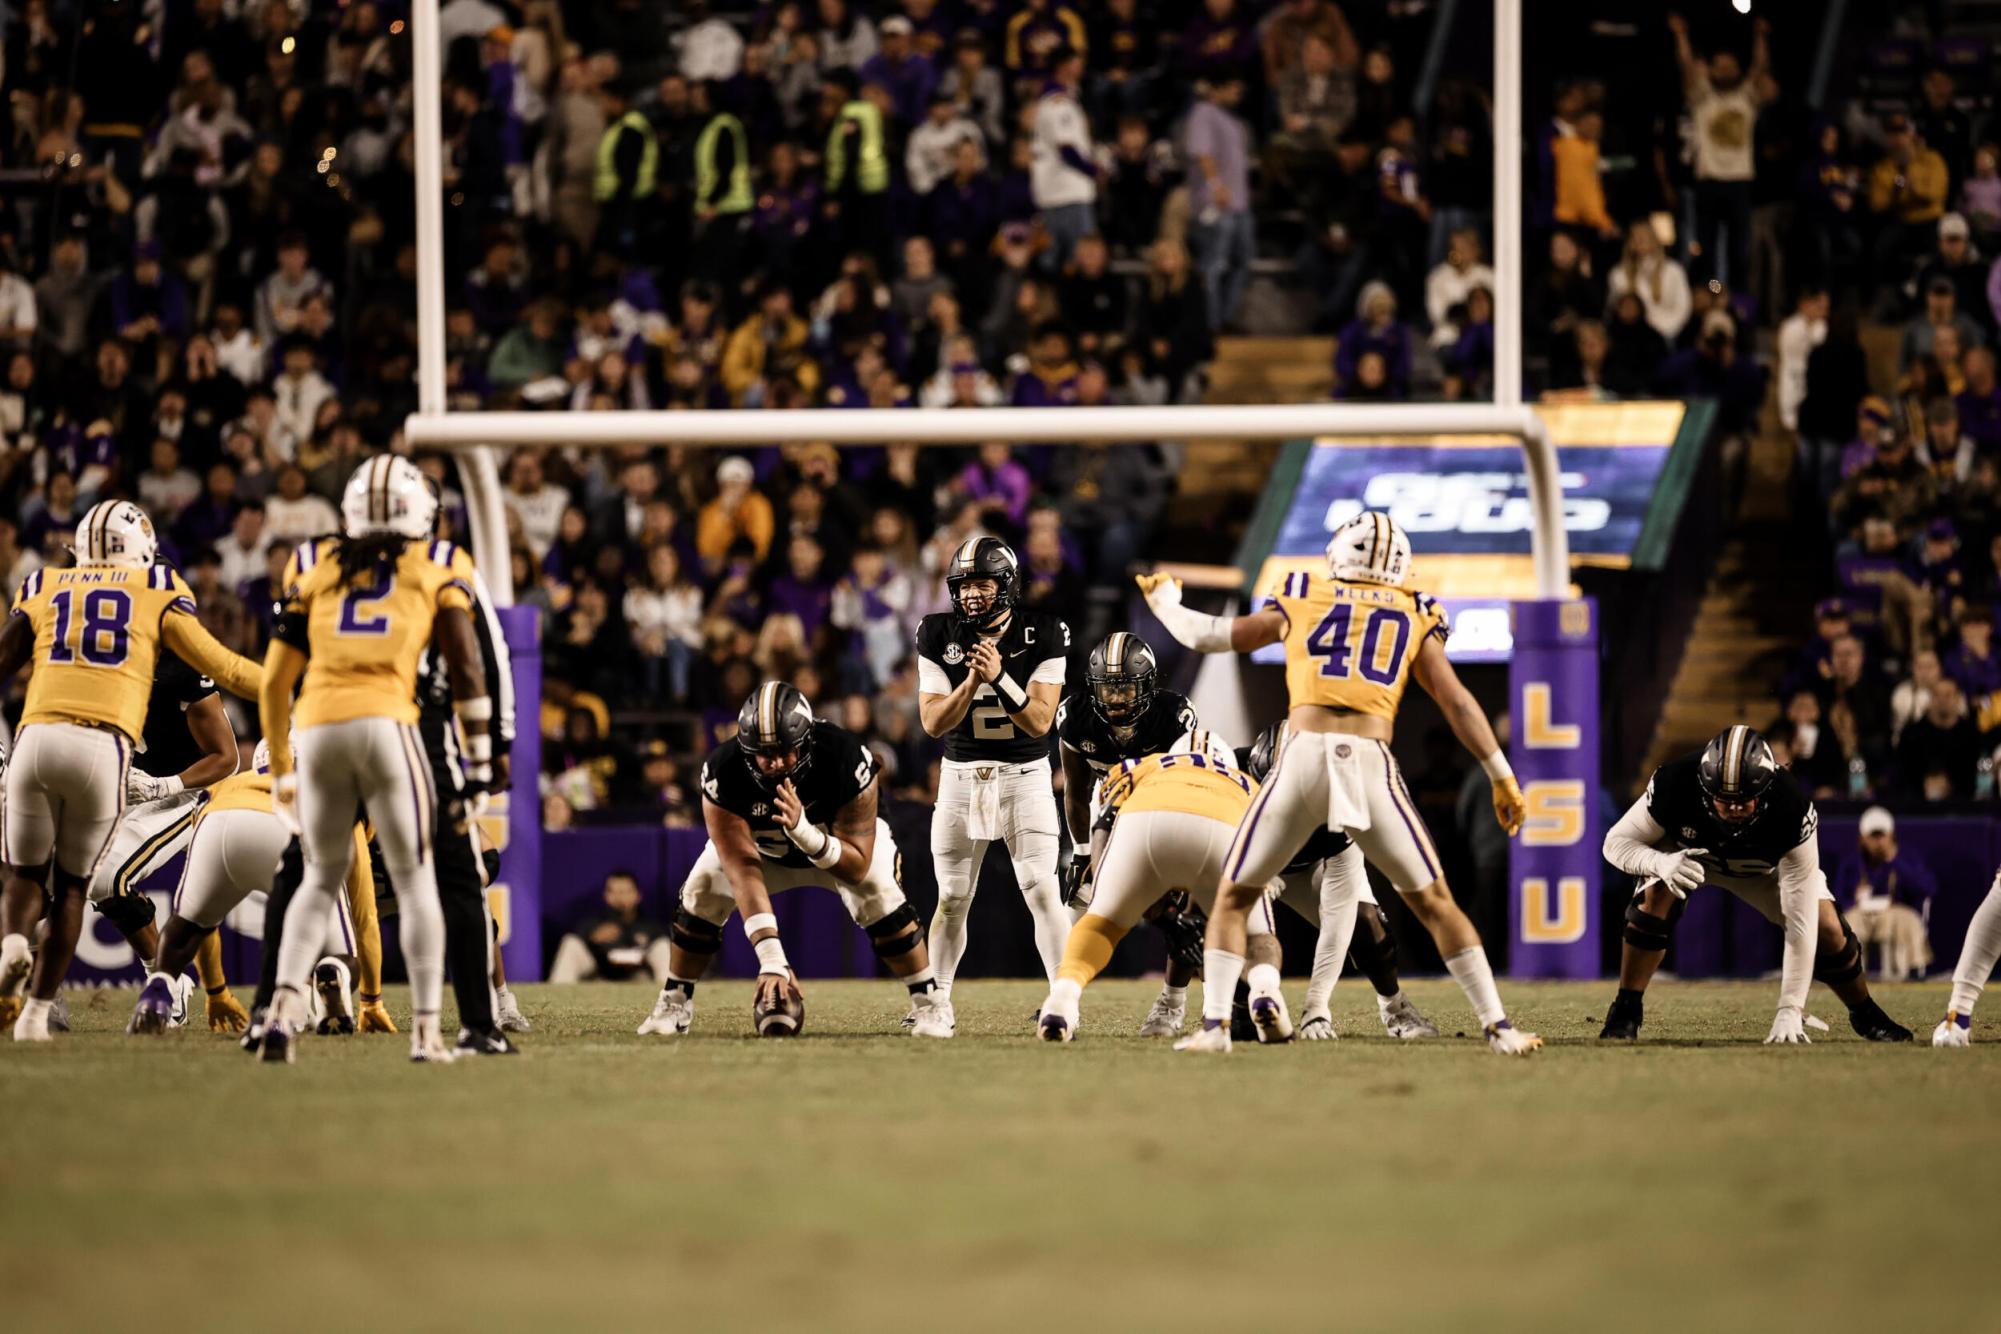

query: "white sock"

left=1160, top=983, right=1188, bottom=1003
left=1305, top=897, right=1360, bottom=1017
left=1047, top=977, right=1081, bottom=1007
left=1246, top=962, right=1282, bottom=1000
left=1022, top=878, right=1071, bottom=983
left=1377, top=989, right=1402, bottom=1010
left=926, top=896, right=973, bottom=991
left=0, top=933, right=29, bottom=971
left=1445, top=946, right=1507, bottom=1028
left=1202, top=949, right=1246, bottom=1024
left=1948, top=878, right=2001, bottom=1017
left=275, top=871, right=343, bottom=1000
left=390, top=862, right=446, bottom=1024
left=21, top=997, right=50, bottom=1021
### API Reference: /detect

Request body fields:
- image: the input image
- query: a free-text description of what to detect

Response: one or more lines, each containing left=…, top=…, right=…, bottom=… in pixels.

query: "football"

left=753, top=976, right=805, bottom=1038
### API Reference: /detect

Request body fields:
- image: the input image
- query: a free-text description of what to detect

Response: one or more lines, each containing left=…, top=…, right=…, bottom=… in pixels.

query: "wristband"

left=1481, top=749, right=1515, bottom=783
left=806, top=833, right=847, bottom=871
left=784, top=819, right=832, bottom=860
left=160, top=774, right=185, bottom=797
left=753, top=935, right=790, bottom=975
left=465, top=731, right=493, bottom=763
left=456, top=696, right=493, bottom=726
left=994, top=672, right=1030, bottom=713
left=743, top=912, right=779, bottom=940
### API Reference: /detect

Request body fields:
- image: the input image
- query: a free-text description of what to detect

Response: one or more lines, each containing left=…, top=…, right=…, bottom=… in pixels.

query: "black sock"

left=1616, top=988, right=1644, bottom=1006
left=666, top=979, right=697, bottom=998
left=905, top=977, right=937, bottom=996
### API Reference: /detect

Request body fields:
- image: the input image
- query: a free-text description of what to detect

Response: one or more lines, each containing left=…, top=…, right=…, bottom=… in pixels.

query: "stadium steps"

left=1181, top=335, right=1332, bottom=495
left=1637, top=531, right=1820, bottom=781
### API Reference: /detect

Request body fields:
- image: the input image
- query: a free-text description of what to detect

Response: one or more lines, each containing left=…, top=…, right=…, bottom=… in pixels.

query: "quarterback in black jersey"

left=637, top=682, right=950, bottom=1039
left=1601, top=725, right=1912, bottom=1044
left=915, top=536, right=1072, bottom=1031
left=84, top=647, right=248, bottom=1031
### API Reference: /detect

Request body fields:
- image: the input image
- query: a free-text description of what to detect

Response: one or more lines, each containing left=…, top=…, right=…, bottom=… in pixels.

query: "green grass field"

left=1, top=978, right=1994, bottom=1333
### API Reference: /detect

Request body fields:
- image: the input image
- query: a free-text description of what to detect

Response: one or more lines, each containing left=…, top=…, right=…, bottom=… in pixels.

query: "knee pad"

left=865, top=903, right=923, bottom=958
left=670, top=908, right=723, bottom=955
left=1623, top=895, right=1679, bottom=953
left=97, top=891, right=157, bottom=935
left=1815, top=914, right=1863, bottom=986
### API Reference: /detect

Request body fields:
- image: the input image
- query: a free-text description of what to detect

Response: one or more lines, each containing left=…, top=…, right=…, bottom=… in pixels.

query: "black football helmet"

left=1697, top=724, right=1777, bottom=824
left=1086, top=632, right=1158, bottom=726
left=945, top=535, right=1017, bottom=632
left=737, top=680, right=816, bottom=789
left=1244, top=722, right=1284, bottom=782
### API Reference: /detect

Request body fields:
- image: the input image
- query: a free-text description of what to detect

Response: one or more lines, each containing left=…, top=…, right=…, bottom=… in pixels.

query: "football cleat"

left=1249, top=993, right=1295, bottom=1044
left=1038, top=1009, right=1075, bottom=1043
left=907, top=991, right=954, bottom=1039
left=454, top=1026, right=519, bottom=1057
left=48, top=993, right=70, bottom=1033
left=241, top=1007, right=268, bottom=1054
left=1849, top=1000, right=1913, bottom=1043
left=167, top=974, right=195, bottom=1028
left=0, top=936, right=30, bottom=1029
left=410, top=1017, right=458, bottom=1063
left=127, top=975, right=177, bottom=1036
left=1298, top=1010, right=1337, bottom=1041
left=1174, top=1021, right=1232, bottom=1053
left=637, top=987, right=695, bottom=1037
left=13, top=1004, right=51, bottom=1042
left=1599, top=993, right=1644, bottom=1041
left=1137, top=991, right=1186, bottom=1037
left=1378, top=991, right=1438, bottom=1039
left=494, top=987, right=532, bottom=1033
left=1933, top=1011, right=1973, bottom=1048
left=313, top=959, right=355, bottom=1035
left=1485, top=1019, right=1543, bottom=1055
left=259, top=1019, right=297, bottom=1064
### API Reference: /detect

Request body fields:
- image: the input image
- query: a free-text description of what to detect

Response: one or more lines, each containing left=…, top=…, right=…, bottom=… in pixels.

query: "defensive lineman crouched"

left=916, top=537, right=1072, bottom=1032
left=1040, top=731, right=1292, bottom=1045
left=1141, top=511, right=1538, bottom=1054
left=1600, top=725, right=1911, bottom=1044
left=637, top=682, right=949, bottom=1038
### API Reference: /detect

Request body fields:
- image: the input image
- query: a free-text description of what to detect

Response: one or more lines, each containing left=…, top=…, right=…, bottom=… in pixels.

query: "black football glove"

left=1060, top=853, right=1093, bottom=907
left=1152, top=893, right=1208, bottom=973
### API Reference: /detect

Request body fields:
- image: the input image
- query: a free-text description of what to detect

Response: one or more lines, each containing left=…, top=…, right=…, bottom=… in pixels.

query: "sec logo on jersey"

left=942, top=643, right=965, bottom=665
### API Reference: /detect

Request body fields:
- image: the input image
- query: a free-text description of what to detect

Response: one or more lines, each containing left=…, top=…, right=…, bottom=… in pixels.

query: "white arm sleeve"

left=1601, top=796, right=1671, bottom=880
left=1150, top=600, right=1236, bottom=653
left=1774, top=835, right=1825, bottom=1014
left=917, top=656, right=951, bottom=696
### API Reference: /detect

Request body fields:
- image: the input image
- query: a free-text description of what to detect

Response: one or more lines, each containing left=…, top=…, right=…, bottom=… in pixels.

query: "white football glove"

left=1765, top=1005, right=1810, bottom=1045
left=1134, top=572, right=1183, bottom=611
left=126, top=770, right=164, bottom=804
left=1933, top=1013, right=1972, bottom=1048
left=272, top=772, right=303, bottom=837
left=1652, top=848, right=1708, bottom=899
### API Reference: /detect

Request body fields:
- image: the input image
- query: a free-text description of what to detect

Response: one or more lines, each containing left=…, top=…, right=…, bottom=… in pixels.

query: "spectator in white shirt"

left=210, top=302, right=269, bottom=386
left=1425, top=227, right=1496, bottom=346
left=816, top=0, right=878, bottom=72
left=255, top=233, right=333, bottom=346
left=0, top=249, right=38, bottom=350
left=625, top=542, right=706, bottom=701
left=271, top=340, right=334, bottom=451
left=137, top=438, right=202, bottom=523
left=263, top=464, right=341, bottom=544
left=906, top=93, right=984, bottom=196
left=504, top=449, right=572, bottom=558
left=1606, top=219, right=1693, bottom=342
left=214, top=501, right=271, bottom=594
left=1891, top=649, right=1942, bottom=745
left=1030, top=47, right=1099, bottom=269
left=678, top=0, right=744, bottom=81
left=1775, top=284, right=1829, bottom=432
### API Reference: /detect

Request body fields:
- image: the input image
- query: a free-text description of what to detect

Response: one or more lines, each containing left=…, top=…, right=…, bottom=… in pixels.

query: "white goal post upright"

left=404, top=0, right=1558, bottom=609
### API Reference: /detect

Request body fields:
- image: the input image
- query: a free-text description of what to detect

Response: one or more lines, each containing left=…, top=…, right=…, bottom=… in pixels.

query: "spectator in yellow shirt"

left=1870, top=112, right=1951, bottom=278
left=1552, top=111, right=1618, bottom=240
left=696, top=455, right=775, bottom=573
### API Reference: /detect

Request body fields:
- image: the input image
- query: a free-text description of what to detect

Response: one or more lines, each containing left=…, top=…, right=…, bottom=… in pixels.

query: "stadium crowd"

left=2, top=0, right=2001, bottom=827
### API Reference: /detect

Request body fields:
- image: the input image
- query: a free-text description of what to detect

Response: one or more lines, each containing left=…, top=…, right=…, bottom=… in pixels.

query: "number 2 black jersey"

left=700, top=721, right=879, bottom=869
left=1056, top=688, right=1196, bottom=772
left=1644, top=754, right=1817, bottom=877
left=136, top=650, right=219, bottom=779
left=914, top=609, right=1071, bottom=763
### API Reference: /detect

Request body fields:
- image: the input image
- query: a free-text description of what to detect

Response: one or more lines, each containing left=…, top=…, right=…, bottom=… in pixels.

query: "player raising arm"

left=1601, top=725, right=1911, bottom=1045
left=0, top=501, right=261, bottom=1040
left=1139, top=511, right=1538, bottom=1054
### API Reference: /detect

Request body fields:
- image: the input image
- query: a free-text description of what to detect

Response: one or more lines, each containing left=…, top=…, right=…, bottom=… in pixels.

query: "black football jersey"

left=1057, top=688, right=1197, bottom=771
left=915, top=608, right=1071, bottom=763
left=135, top=651, right=219, bottom=780
left=700, top=721, right=879, bottom=868
left=1644, top=754, right=1817, bottom=878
